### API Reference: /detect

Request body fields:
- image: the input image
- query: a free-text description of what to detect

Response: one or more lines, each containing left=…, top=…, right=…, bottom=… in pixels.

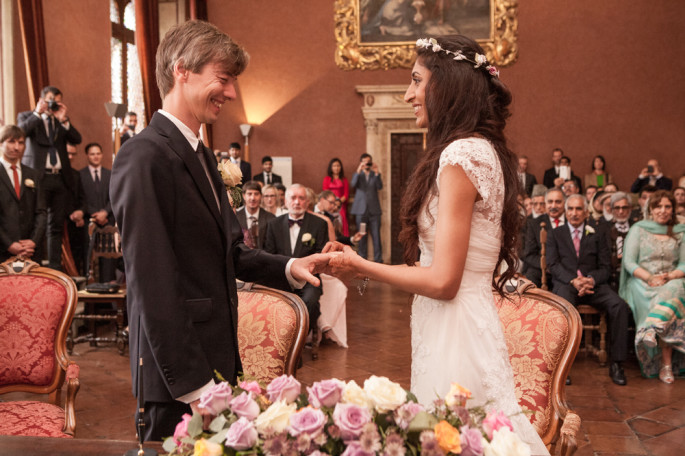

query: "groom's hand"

left=291, top=253, right=339, bottom=287
left=322, top=241, right=346, bottom=253
left=190, top=399, right=214, bottom=430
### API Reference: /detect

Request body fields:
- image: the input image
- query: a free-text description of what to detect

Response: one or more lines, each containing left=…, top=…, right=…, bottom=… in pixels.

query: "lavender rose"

left=394, top=402, right=424, bottom=430
left=341, top=441, right=375, bottom=456
left=267, top=375, right=302, bottom=403
left=230, top=391, right=261, bottom=421
left=289, top=406, right=327, bottom=438
left=460, top=425, right=485, bottom=456
left=225, top=417, right=258, bottom=450
left=307, top=378, right=345, bottom=408
left=333, top=403, right=372, bottom=440
left=198, top=382, right=233, bottom=415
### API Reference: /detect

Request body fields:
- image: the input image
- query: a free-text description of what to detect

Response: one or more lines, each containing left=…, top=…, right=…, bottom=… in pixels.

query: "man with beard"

left=603, top=192, right=634, bottom=291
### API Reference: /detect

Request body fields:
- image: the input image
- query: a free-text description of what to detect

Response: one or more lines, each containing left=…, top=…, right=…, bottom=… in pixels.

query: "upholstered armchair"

left=495, top=277, right=582, bottom=456
left=237, top=282, right=309, bottom=384
left=0, top=257, right=80, bottom=437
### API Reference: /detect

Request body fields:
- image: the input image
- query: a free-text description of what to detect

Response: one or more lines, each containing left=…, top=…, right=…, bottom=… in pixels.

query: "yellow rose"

left=193, top=438, right=223, bottom=456
left=341, top=380, right=373, bottom=411
left=217, top=161, right=243, bottom=187
left=444, top=382, right=472, bottom=408
left=434, top=420, right=462, bottom=454
left=363, top=375, right=407, bottom=413
left=254, top=399, right=297, bottom=436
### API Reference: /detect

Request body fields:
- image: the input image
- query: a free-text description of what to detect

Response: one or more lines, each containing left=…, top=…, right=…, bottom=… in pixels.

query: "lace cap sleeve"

left=437, top=138, right=500, bottom=202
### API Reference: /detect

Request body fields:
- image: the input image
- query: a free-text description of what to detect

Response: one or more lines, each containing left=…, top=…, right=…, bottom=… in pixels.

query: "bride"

left=327, top=35, right=549, bottom=454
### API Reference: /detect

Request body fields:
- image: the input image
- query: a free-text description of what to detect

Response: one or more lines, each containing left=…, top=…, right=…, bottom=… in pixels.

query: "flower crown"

left=416, top=38, right=500, bottom=78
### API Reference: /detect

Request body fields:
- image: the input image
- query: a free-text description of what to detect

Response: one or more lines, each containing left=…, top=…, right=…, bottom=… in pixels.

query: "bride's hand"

left=326, top=246, right=363, bottom=283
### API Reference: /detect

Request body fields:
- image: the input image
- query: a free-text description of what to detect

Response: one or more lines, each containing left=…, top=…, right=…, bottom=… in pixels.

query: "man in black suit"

left=517, top=155, right=537, bottom=196
left=265, top=184, right=329, bottom=331
left=235, top=181, right=274, bottom=249
left=350, top=153, right=384, bottom=262
left=0, top=125, right=46, bottom=262
left=546, top=194, right=630, bottom=385
left=543, top=147, right=563, bottom=189
left=119, top=111, right=138, bottom=147
left=110, top=21, right=330, bottom=441
left=522, top=188, right=565, bottom=287
left=18, top=86, right=82, bottom=270
left=65, top=143, right=88, bottom=275
left=604, top=192, right=634, bottom=291
left=253, top=155, right=282, bottom=185
left=228, top=142, right=251, bottom=184
left=630, top=159, right=673, bottom=193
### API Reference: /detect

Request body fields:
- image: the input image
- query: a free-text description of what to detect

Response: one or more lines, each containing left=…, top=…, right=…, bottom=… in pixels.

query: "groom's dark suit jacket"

left=0, top=164, right=46, bottom=261
left=110, top=113, right=291, bottom=403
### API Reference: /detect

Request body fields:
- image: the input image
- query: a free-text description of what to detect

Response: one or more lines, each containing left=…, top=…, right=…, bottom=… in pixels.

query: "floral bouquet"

left=163, top=375, right=531, bottom=456
left=217, top=161, right=243, bottom=208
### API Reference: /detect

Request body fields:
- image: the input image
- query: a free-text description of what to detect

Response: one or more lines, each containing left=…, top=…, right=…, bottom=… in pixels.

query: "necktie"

left=266, top=173, right=271, bottom=185
left=554, top=218, right=560, bottom=228
left=94, top=169, right=101, bottom=201
left=248, top=216, right=259, bottom=249
left=288, top=218, right=303, bottom=227
left=10, top=165, right=20, bottom=198
left=573, top=228, right=581, bottom=257
left=196, top=141, right=221, bottom=210
left=94, top=169, right=100, bottom=184
left=48, top=118, right=57, bottom=166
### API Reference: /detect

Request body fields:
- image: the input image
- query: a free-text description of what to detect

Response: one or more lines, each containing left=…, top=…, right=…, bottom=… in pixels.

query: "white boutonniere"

left=24, top=179, right=35, bottom=188
left=301, top=232, right=315, bottom=247
left=585, top=226, right=595, bottom=235
left=217, top=161, right=243, bottom=208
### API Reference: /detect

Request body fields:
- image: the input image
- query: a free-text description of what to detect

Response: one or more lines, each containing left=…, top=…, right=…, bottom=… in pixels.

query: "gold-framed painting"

left=334, top=0, right=518, bottom=71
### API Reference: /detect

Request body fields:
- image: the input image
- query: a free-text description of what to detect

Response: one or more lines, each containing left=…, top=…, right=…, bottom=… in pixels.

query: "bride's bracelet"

left=357, top=277, right=370, bottom=296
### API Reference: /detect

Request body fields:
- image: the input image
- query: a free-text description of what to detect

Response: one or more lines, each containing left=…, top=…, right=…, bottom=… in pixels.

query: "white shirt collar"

left=88, top=165, right=102, bottom=173
left=568, top=222, right=585, bottom=236
left=246, top=207, right=260, bottom=218
left=158, top=109, right=200, bottom=151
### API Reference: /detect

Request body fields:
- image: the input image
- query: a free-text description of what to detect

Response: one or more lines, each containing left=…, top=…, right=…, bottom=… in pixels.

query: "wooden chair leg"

left=598, top=313, right=608, bottom=366
left=311, top=327, right=319, bottom=360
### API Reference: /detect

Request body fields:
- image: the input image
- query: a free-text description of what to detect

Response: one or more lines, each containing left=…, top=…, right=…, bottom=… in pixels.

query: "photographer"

left=18, top=85, right=82, bottom=271
left=630, top=159, right=673, bottom=193
left=119, top=111, right=138, bottom=146
left=350, top=153, right=383, bottom=263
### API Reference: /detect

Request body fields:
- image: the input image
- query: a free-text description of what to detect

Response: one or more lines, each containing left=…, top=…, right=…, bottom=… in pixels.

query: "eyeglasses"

left=613, top=206, right=631, bottom=211
left=326, top=199, right=337, bottom=204
left=263, top=195, right=276, bottom=198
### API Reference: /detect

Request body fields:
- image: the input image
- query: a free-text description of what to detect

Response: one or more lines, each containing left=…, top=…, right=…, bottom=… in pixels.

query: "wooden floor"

left=20, top=281, right=685, bottom=455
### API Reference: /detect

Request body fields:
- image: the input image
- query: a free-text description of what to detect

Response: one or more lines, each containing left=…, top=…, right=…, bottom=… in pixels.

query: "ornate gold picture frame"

left=335, top=0, right=518, bottom=71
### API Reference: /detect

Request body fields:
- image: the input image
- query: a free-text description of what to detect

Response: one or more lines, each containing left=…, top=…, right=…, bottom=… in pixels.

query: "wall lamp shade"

left=105, top=102, right=127, bottom=118
left=239, top=124, right=252, bottom=138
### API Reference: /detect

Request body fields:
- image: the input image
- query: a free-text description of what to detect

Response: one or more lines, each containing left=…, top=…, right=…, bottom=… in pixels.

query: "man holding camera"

left=18, top=85, right=82, bottom=270
left=350, top=153, right=383, bottom=263
left=630, top=159, right=672, bottom=193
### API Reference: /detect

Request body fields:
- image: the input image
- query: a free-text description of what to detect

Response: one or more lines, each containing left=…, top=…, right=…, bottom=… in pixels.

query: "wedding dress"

left=411, top=138, right=549, bottom=455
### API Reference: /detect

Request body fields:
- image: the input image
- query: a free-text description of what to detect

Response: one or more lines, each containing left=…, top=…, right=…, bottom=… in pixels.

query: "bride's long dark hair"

left=398, top=35, right=521, bottom=296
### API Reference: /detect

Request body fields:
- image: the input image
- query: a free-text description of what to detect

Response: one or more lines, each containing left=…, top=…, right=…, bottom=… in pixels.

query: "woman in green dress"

left=620, top=190, right=685, bottom=383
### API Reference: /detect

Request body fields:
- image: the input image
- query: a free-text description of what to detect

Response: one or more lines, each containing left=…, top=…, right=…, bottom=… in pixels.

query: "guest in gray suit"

left=350, top=153, right=383, bottom=262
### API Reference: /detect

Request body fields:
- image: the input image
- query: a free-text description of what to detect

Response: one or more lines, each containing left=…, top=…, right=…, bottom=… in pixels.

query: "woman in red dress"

left=323, top=158, right=349, bottom=235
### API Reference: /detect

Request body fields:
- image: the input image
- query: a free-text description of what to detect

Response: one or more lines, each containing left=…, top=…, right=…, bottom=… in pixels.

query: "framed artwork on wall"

left=334, top=0, right=518, bottom=71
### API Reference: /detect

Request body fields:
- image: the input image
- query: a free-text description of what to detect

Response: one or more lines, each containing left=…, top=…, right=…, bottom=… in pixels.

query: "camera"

left=48, top=100, right=60, bottom=111
left=647, top=165, right=654, bottom=174
left=365, top=161, right=372, bottom=168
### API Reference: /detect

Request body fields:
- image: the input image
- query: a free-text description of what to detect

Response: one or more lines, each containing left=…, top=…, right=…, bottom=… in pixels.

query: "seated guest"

left=273, top=182, right=287, bottom=211
left=588, top=191, right=608, bottom=229
left=584, top=154, right=613, bottom=190
left=585, top=184, right=598, bottom=204
left=522, top=187, right=565, bottom=287
left=308, top=187, right=336, bottom=243
left=603, top=183, right=618, bottom=193
left=523, top=195, right=532, bottom=217
left=604, top=192, right=634, bottom=290
left=253, top=155, right=282, bottom=185
left=264, top=184, right=328, bottom=331
left=619, top=190, right=685, bottom=383
left=517, top=155, right=537, bottom=196
left=673, top=187, right=685, bottom=214
left=630, top=159, right=673, bottom=193
left=631, top=185, right=657, bottom=222
left=261, top=184, right=287, bottom=217
left=547, top=194, right=630, bottom=385
left=562, top=178, right=580, bottom=197
left=0, top=125, right=46, bottom=262
left=236, top=181, right=274, bottom=249
left=530, top=185, right=547, bottom=218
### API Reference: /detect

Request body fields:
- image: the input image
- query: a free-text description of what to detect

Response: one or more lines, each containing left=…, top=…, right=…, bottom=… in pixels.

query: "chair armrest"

left=63, top=362, right=81, bottom=436
left=557, top=411, right=580, bottom=456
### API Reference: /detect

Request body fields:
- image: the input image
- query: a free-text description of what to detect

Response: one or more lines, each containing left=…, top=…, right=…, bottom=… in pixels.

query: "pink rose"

left=309, top=451, right=330, bottom=456
left=230, top=391, right=261, bottom=420
left=173, top=413, right=192, bottom=445
left=460, top=425, right=484, bottom=456
left=239, top=380, right=262, bottom=395
left=482, top=410, right=514, bottom=440
left=267, top=375, right=302, bottom=403
left=288, top=406, right=327, bottom=438
left=198, top=382, right=233, bottom=415
left=225, top=416, right=258, bottom=450
left=394, top=402, right=424, bottom=430
left=307, top=379, right=345, bottom=408
left=333, top=403, right=372, bottom=441
left=341, top=441, right=375, bottom=456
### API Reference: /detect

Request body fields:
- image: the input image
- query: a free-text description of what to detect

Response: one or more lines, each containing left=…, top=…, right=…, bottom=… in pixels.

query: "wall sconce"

left=239, top=123, right=253, bottom=160
left=104, top=102, right=127, bottom=157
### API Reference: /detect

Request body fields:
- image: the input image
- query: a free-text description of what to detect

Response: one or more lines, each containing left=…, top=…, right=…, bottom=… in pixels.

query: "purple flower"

left=419, top=430, right=445, bottom=456
left=230, top=391, right=261, bottom=420
left=460, top=425, right=484, bottom=456
left=333, top=403, right=372, bottom=441
left=383, top=432, right=406, bottom=456
left=198, top=382, right=233, bottom=415
left=267, top=375, right=302, bottom=403
left=307, top=379, right=345, bottom=408
left=341, top=441, right=376, bottom=456
left=173, top=413, right=192, bottom=445
left=239, top=380, right=262, bottom=395
left=359, top=423, right=381, bottom=453
left=394, top=402, right=424, bottom=430
left=288, top=406, right=327, bottom=438
left=225, top=416, right=258, bottom=450
left=263, top=433, right=290, bottom=456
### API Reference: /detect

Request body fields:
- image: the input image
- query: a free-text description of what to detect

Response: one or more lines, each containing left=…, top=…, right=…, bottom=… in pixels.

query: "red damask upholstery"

left=495, top=277, right=582, bottom=456
left=237, top=283, right=308, bottom=384
left=0, top=258, right=80, bottom=438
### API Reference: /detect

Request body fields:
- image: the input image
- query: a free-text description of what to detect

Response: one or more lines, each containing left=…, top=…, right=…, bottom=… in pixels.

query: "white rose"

left=24, top=179, right=35, bottom=188
left=484, top=428, right=531, bottom=456
left=363, top=376, right=407, bottom=413
left=217, top=161, right=243, bottom=187
left=341, top=380, right=373, bottom=411
left=254, top=399, right=297, bottom=436
left=301, top=233, right=312, bottom=243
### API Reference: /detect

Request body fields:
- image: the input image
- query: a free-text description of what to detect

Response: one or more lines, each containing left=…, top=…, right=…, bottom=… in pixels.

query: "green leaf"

left=188, top=412, right=204, bottom=438
left=209, top=428, right=229, bottom=444
left=210, top=414, right=229, bottom=433
left=162, top=437, right=178, bottom=453
left=407, top=411, right=438, bottom=433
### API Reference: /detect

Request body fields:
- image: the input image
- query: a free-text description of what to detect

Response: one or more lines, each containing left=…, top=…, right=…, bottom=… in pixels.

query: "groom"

left=110, top=20, right=330, bottom=441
